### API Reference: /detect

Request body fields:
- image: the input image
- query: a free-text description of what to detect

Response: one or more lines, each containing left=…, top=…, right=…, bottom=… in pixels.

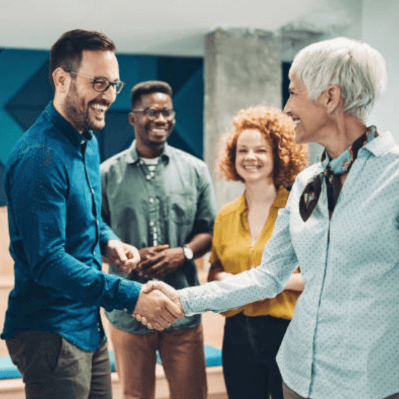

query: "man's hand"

left=132, top=284, right=184, bottom=331
left=137, top=247, right=185, bottom=279
left=103, top=239, right=140, bottom=273
left=133, top=281, right=184, bottom=330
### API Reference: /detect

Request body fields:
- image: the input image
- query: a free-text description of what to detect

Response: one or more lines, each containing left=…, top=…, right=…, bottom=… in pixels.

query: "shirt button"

left=91, top=189, right=94, bottom=194
left=149, top=198, right=154, bottom=204
left=93, top=250, right=96, bottom=256
left=96, top=219, right=99, bottom=225
left=149, top=221, right=154, bottom=226
left=153, top=233, right=158, bottom=239
left=153, top=227, right=157, bottom=232
left=81, top=140, right=85, bottom=145
left=146, top=175, right=151, bottom=180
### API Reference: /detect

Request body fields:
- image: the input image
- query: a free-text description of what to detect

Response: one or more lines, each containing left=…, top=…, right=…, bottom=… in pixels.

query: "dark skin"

left=137, top=233, right=212, bottom=279
left=130, top=92, right=212, bottom=279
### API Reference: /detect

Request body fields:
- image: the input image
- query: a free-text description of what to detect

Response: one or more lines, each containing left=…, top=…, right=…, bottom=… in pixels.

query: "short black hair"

left=49, top=29, right=115, bottom=86
left=130, top=81, right=173, bottom=108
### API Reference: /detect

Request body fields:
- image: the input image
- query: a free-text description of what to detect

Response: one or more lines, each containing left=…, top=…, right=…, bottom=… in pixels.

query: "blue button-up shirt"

left=180, top=131, right=399, bottom=399
left=1, top=102, right=141, bottom=351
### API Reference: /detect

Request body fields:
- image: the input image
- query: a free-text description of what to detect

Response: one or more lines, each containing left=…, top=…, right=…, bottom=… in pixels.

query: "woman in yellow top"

left=208, top=106, right=307, bottom=399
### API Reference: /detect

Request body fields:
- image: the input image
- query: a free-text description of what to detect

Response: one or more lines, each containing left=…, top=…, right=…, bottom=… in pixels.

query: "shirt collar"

left=44, top=102, right=93, bottom=150
left=361, top=130, right=396, bottom=157
left=125, top=140, right=171, bottom=164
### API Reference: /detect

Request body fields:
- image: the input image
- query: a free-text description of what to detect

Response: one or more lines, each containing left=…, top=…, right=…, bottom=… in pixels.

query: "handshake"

left=132, top=281, right=184, bottom=331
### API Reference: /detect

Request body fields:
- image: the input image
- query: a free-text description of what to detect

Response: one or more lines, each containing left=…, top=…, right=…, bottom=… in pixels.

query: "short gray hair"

left=290, top=37, right=387, bottom=120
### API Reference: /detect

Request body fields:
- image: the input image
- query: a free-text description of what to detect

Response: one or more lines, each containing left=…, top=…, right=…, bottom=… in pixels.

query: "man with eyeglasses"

left=100, top=80, right=217, bottom=399
left=1, top=31, right=183, bottom=399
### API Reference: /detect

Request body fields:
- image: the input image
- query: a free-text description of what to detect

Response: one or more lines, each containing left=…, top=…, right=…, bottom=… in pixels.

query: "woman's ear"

left=324, top=84, right=343, bottom=114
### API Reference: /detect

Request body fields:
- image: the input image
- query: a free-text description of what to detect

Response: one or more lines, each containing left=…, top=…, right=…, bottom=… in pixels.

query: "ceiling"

left=0, top=0, right=328, bottom=56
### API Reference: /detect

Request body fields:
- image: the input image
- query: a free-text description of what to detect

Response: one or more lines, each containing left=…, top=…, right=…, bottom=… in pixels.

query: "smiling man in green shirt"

left=100, top=80, right=217, bottom=399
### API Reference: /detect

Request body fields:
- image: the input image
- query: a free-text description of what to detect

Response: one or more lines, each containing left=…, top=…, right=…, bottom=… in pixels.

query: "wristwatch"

left=182, top=245, right=194, bottom=261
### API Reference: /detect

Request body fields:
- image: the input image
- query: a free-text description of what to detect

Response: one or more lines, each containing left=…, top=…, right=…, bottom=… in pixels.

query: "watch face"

left=183, top=246, right=194, bottom=260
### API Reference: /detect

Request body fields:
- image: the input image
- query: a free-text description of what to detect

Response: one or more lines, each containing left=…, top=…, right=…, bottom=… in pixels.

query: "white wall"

left=362, top=0, right=399, bottom=141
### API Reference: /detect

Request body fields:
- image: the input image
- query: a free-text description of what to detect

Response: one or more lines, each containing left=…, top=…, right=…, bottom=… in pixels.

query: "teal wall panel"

left=0, top=48, right=204, bottom=206
left=0, top=49, right=48, bottom=163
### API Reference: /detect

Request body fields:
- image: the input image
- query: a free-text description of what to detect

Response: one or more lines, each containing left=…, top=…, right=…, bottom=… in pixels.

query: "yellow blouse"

left=208, top=187, right=300, bottom=319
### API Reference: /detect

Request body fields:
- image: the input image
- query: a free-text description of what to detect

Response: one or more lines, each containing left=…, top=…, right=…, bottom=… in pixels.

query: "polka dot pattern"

left=180, top=132, right=399, bottom=399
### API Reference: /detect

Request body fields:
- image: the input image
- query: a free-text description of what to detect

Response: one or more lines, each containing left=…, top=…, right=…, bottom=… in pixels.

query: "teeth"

left=244, top=165, right=259, bottom=169
left=91, top=104, right=107, bottom=112
left=294, top=119, right=300, bottom=127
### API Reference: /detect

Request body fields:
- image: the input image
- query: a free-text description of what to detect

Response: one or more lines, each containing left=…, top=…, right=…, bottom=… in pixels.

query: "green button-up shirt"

left=101, top=141, right=217, bottom=333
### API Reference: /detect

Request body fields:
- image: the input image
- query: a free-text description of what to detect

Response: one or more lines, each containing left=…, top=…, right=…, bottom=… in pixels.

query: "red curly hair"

left=217, top=106, right=308, bottom=188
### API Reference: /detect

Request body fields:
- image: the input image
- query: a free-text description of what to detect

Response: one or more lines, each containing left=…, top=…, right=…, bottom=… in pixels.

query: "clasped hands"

left=132, top=281, right=184, bottom=331
left=103, top=241, right=186, bottom=330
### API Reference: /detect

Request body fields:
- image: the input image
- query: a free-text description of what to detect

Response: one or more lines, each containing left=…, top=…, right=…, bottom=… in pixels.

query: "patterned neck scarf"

left=299, top=125, right=378, bottom=222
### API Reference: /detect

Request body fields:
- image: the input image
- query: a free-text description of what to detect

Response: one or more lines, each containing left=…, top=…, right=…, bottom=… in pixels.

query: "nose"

left=283, top=99, right=291, bottom=115
left=245, top=150, right=256, bottom=159
left=154, top=112, right=167, bottom=123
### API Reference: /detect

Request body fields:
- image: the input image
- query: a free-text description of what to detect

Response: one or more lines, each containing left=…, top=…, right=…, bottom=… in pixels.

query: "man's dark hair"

left=49, top=29, right=115, bottom=86
left=130, top=81, right=173, bottom=108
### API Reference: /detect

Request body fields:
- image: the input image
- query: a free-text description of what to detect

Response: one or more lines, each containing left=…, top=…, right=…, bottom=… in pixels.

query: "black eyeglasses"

left=132, top=108, right=176, bottom=120
left=68, top=71, right=125, bottom=94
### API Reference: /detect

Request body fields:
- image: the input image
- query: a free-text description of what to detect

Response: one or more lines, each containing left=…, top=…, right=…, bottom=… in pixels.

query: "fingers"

left=113, top=244, right=128, bottom=265
left=105, top=240, right=141, bottom=273
left=139, top=252, right=166, bottom=271
left=139, top=245, right=170, bottom=261
left=164, top=298, right=184, bottom=319
left=133, top=314, right=162, bottom=331
left=153, top=244, right=170, bottom=252
left=147, top=281, right=179, bottom=301
left=118, top=244, right=140, bottom=273
left=132, top=288, right=183, bottom=329
left=141, top=281, right=157, bottom=294
left=126, top=245, right=140, bottom=262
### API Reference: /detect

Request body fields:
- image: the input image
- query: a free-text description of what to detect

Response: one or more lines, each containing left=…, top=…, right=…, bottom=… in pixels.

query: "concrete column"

left=204, top=28, right=282, bottom=209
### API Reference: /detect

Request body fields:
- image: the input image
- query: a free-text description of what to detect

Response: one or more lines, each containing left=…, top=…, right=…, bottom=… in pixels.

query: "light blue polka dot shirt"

left=180, top=131, right=399, bottom=399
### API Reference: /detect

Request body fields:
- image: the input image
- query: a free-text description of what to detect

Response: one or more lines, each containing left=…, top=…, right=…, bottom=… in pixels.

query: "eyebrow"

left=93, top=75, right=120, bottom=83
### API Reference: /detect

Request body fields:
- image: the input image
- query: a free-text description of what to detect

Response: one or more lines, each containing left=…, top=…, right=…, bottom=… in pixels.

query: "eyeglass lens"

left=93, top=79, right=124, bottom=94
left=145, top=109, right=176, bottom=119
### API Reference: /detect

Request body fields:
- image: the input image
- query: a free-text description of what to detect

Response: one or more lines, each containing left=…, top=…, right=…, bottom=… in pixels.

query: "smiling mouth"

left=149, top=127, right=169, bottom=136
left=293, top=119, right=300, bottom=127
left=243, top=165, right=261, bottom=170
left=90, top=103, right=108, bottom=119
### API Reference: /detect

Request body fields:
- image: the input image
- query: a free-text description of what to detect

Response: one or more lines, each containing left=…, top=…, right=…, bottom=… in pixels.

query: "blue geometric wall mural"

left=0, top=48, right=204, bottom=206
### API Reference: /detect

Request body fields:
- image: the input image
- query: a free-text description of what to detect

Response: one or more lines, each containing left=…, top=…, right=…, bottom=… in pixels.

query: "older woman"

left=139, top=37, right=397, bottom=399
left=209, top=106, right=306, bottom=399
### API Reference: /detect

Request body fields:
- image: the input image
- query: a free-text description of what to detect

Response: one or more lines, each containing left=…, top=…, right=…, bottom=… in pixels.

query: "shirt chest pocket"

left=168, top=193, right=196, bottom=225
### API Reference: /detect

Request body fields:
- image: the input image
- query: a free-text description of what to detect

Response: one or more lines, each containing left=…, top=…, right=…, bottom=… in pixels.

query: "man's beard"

left=63, top=81, right=107, bottom=133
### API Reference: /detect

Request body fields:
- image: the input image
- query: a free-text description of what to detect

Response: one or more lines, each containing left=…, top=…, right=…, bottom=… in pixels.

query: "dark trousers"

left=222, top=313, right=290, bottom=399
left=6, top=330, right=112, bottom=399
